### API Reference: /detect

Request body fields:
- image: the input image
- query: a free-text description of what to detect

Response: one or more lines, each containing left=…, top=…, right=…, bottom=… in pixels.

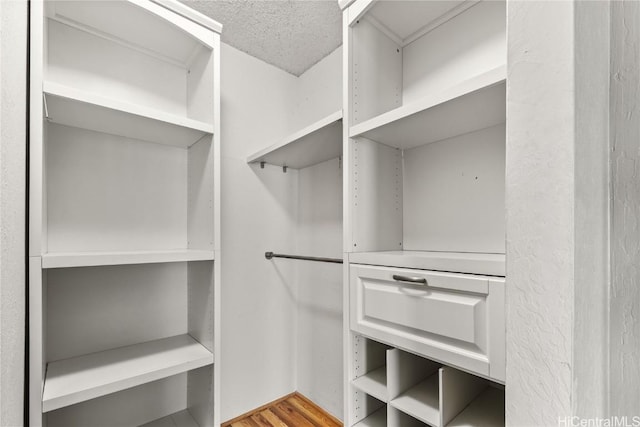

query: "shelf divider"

left=42, top=334, right=214, bottom=412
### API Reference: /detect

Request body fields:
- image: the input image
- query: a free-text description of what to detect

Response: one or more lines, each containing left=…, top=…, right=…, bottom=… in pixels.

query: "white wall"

left=220, top=44, right=343, bottom=422
left=610, top=0, right=640, bottom=417
left=506, top=3, right=576, bottom=421
left=293, top=48, right=343, bottom=420
left=506, top=1, right=613, bottom=423
left=0, top=0, right=27, bottom=425
left=220, top=43, right=299, bottom=422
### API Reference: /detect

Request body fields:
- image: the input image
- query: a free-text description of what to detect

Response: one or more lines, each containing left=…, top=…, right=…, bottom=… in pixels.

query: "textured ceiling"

left=180, top=0, right=342, bottom=76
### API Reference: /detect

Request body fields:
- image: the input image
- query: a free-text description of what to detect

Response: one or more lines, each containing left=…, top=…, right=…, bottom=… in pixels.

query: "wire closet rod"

left=265, top=252, right=343, bottom=264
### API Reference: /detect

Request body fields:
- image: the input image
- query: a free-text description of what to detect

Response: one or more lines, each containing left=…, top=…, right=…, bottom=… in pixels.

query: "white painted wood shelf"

left=349, top=66, right=506, bottom=150
left=140, top=409, right=200, bottom=427
left=42, top=334, right=214, bottom=413
left=44, top=82, right=214, bottom=148
left=446, top=387, right=505, bottom=427
left=247, top=110, right=342, bottom=169
left=352, top=366, right=388, bottom=402
left=349, top=251, right=505, bottom=277
left=354, top=407, right=387, bottom=427
left=390, top=374, right=440, bottom=427
left=42, top=249, right=215, bottom=269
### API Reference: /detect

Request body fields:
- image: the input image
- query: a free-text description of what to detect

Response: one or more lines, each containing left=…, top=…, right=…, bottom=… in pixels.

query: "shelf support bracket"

left=282, top=165, right=288, bottom=173
left=260, top=161, right=265, bottom=169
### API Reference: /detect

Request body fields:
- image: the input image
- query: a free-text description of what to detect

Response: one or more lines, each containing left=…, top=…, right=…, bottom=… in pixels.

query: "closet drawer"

left=350, top=264, right=505, bottom=382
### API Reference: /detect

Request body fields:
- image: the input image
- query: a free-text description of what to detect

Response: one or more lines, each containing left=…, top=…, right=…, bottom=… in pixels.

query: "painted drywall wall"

left=0, top=0, right=27, bottom=425
left=610, top=0, right=640, bottom=417
left=292, top=47, right=343, bottom=420
left=574, top=0, right=610, bottom=418
left=295, top=158, right=343, bottom=420
left=220, top=43, right=300, bottom=422
left=220, top=44, right=297, bottom=421
left=220, top=44, right=343, bottom=422
left=507, top=1, right=612, bottom=423
left=506, top=1, right=575, bottom=424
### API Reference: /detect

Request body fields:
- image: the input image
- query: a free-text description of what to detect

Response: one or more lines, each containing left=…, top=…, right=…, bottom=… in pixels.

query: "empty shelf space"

left=140, top=409, right=199, bottom=427
left=349, top=251, right=505, bottom=277
left=42, top=334, right=214, bottom=412
left=349, top=67, right=506, bottom=150
left=42, top=249, right=215, bottom=269
left=354, top=407, right=387, bottom=427
left=44, top=82, right=214, bottom=148
left=352, top=366, right=388, bottom=402
left=446, top=387, right=505, bottom=427
left=247, top=110, right=342, bottom=169
left=390, top=374, right=440, bottom=427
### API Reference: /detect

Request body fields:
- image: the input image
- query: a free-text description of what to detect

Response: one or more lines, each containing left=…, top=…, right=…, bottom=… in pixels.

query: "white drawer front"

left=350, top=263, right=505, bottom=381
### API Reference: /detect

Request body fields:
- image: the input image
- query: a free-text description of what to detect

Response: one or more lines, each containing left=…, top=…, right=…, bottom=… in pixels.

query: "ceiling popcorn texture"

left=180, top=0, right=342, bottom=76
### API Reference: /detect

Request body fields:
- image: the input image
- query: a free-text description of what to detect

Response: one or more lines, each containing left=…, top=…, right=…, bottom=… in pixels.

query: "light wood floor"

left=221, top=392, right=342, bottom=427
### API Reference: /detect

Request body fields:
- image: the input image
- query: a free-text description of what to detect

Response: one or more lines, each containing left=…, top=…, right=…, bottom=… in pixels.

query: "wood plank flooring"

left=221, top=392, right=342, bottom=427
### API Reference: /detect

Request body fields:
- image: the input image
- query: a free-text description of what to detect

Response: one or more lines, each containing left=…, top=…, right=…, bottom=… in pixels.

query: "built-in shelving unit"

left=29, top=1, right=222, bottom=426
left=343, top=0, right=507, bottom=425
left=247, top=110, right=343, bottom=169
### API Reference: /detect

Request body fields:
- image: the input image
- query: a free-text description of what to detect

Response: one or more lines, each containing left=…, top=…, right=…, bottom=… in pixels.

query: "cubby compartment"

left=45, top=1, right=215, bottom=124
left=350, top=336, right=392, bottom=402
left=42, top=122, right=215, bottom=264
left=348, top=336, right=504, bottom=427
left=388, top=349, right=440, bottom=426
left=348, top=0, right=505, bottom=129
left=351, top=394, right=386, bottom=427
left=30, top=260, right=215, bottom=421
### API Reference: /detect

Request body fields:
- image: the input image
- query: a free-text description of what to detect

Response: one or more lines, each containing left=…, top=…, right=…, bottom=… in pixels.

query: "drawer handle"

left=392, top=274, right=427, bottom=285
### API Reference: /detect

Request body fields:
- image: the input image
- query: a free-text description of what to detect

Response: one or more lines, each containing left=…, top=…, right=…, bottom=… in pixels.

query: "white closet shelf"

left=349, top=251, right=505, bottom=277
left=44, top=82, right=214, bottom=148
left=352, top=366, right=388, bottom=402
left=390, top=374, right=439, bottom=427
left=140, top=409, right=200, bottom=427
left=42, top=334, right=213, bottom=413
left=246, top=110, right=342, bottom=169
left=446, top=387, right=505, bottom=427
left=42, top=249, right=215, bottom=269
left=354, top=407, right=387, bottom=427
left=349, top=66, right=506, bottom=150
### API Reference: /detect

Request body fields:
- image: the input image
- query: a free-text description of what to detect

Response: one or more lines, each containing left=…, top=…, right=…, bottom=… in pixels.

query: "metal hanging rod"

left=265, top=251, right=343, bottom=264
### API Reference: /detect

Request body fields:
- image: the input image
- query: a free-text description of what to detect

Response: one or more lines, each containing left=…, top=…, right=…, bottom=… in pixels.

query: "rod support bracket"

left=265, top=251, right=274, bottom=260
left=282, top=165, right=288, bottom=173
left=260, top=161, right=265, bottom=169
